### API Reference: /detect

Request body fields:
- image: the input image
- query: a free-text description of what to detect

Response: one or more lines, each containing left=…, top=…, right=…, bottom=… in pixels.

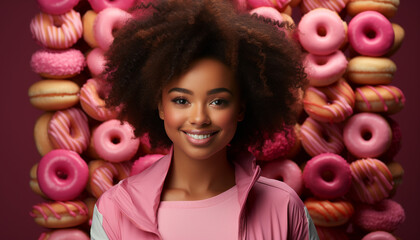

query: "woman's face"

left=159, top=58, right=243, bottom=160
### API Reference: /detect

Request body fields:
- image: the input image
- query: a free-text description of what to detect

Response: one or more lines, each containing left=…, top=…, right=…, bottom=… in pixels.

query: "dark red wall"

left=1, top=0, right=418, bottom=238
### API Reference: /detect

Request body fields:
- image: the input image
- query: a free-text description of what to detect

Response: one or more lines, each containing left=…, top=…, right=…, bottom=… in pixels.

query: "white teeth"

left=186, top=133, right=212, bottom=139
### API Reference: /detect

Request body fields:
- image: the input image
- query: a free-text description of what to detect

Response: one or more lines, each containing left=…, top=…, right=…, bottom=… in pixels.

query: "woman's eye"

left=211, top=99, right=228, bottom=106
left=172, top=98, right=188, bottom=105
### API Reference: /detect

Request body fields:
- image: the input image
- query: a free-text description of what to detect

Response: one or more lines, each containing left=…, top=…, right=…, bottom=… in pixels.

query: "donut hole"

left=52, top=16, right=64, bottom=28
left=364, top=28, right=377, bottom=39
left=276, top=175, right=284, bottom=182
left=315, top=58, right=328, bottom=66
left=111, top=136, right=121, bottom=145
left=317, top=26, right=327, bottom=37
left=362, top=130, right=372, bottom=141
left=362, top=176, right=374, bottom=186
left=321, top=170, right=335, bottom=182
left=56, top=169, right=68, bottom=180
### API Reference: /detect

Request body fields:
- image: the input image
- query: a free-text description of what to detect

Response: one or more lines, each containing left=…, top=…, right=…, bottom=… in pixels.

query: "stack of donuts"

left=27, top=0, right=406, bottom=238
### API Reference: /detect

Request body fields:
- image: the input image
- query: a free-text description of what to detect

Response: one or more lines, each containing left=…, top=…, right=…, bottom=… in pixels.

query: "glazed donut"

left=94, top=7, right=132, bottom=51
left=362, top=231, right=397, bottom=240
left=30, top=163, right=47, bottom=198
left=354, top=85, right=405, bottom=115
left=88, top=0, right=136, bottom=12
left=30, top=200, right=89, bottom=228
left=347, top=0, right=400, bottom=19
left=30, top=9, right=83, bottom=49
left=300, top=117, right=344, bottom=157
left=300, top=0, right=348, bottom=13
left=315, top=226, right=349, bottom=240
left=343, top=113, right=392, bottom=158
left=87, top=160, right=131, bottom=198
left=298, top=8, right=346, bottom=55
left=386, top=161, right=404, bottom=197
left=303, top=79, right=355, bottom=123
left=131, top=154, right=164, bottom=176
left=36, top=0, right=80, bottom=15
left=48, top=108, right=90, bottom=154
left=80, top=78, right=121, bottom=121
left=90, top=119, right=140, bottom=162
left=349, top=158, right=393, bottom=204
left=82, top=10, right=99, bottom=48
left=304, top=198, right=354, bottom=227
left=34, top=112, right=55, bottom=156
left=139, top=133, right=171, bottom=156
left=303, top=153, right=351, bottom=199
left=38, top=228, right=89, bottom=240
left=353, top=199, right=405, bottom=232
left=86, top=48, right=106, bottom=77
left=248, top=125, right=299, bottom=161
left=304, top=50, right=348, bottom=87
left=247, top=0, right=291, bottom=9
left=261, top=159, right=303, bottom=195
left=346, top=56, right=396, bottom=85
left=386, top=23, right=405, bottom=57
left=30, top=48, right=85, bottom=79
left=348, top=11, right=394, bottom=57
left=28, top=80, right=80, bottom=111
left=37, top=149, right=89, bottom=201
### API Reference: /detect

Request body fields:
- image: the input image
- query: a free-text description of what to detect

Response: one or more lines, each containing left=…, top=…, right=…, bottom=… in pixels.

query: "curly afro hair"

left=104, top=0, right=307, bottom=150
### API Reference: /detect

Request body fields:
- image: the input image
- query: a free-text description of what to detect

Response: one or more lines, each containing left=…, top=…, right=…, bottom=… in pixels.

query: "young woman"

left=91, top=0, right=318, bottom=239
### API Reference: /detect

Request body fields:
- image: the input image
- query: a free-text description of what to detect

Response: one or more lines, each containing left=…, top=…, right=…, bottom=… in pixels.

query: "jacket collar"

left=112, top=146, right=261, bottom=236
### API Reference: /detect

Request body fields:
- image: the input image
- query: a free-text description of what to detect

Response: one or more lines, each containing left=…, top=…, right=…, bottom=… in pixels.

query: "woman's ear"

left=158, top=102, right=164, bottom=120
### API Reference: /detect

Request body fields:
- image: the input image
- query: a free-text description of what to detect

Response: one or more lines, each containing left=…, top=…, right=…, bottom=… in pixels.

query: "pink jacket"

left=92, top=149, right=318, bottom=239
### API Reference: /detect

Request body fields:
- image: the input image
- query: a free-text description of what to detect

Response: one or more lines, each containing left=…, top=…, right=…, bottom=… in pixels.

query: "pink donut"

left=298, top=8, right=346, bottom=55
left=88, top=0, right=136, bottom=12
left=94, top=7, right=132, bottom=51
left=343, top=113, right=392, bottom=158
left=362, top=231, right=397, bottom=240
left=303, top=153, right=351, bottom=199
left=348, top=11, right=394, bottom=57
left=39, top=228, right=90, bottom=240
left=91, top=119, right=140, bottom=162
left=261, top=159, right=303, bottom=195
left=303, top=50, right=348, bottom=87
left=249, top=7, right=283, bottom=24
left=48, top=108, right=90, bottom=154
left=353, top=199, right=405, bottom=232
left=36, top=0, right=80, bottom=15
left=130, top=154, right=164, bottom=176
left=31, top=48, right=86, bottom=79
left=248, top=0, right=291, bottom=9
left=86, top=48, right=106, bottom=77
left=37, top=149, right=89, bottom=201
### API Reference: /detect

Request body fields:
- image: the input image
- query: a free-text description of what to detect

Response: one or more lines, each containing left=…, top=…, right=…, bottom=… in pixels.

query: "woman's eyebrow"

left=207, top=88, right=233, bottom=95
left=168, top=87, right=193, bottom=94
left=168, top=87, right=233, bottom=95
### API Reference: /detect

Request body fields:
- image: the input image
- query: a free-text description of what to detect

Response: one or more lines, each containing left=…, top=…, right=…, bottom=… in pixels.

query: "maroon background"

left=1, top=0, right=418, bottom=238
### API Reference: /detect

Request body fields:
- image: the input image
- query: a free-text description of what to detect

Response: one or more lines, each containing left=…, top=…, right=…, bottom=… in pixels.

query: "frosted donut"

left=355, top=85, right=405, bottom=115
left=48, top=108, right=90, bottom=154
left=346, top=56, right=396, bottom=85
left=249, top=7, right=283, bottom=25
left=30, top=200, right=88, bottom=228
left=349, top=158, right=393, bottom=204
left=37, top=149, right=89, bottom=201
left=87, top=160, right=131, bottom=198
left=353, top=199, right=405, bottom=232
left=300, top=0, right=348, bottom=13
left=386, top=161, right=403, bottom=197
left=38, top=229, right=89, bottom=240
left=347, top=0, right=400, bottom=19
left=247, top=0, right=291, bottom=9
left=30, top=9, right=83, bottom=49
left=348, top=11, right=394, bottom=57
left=28, top=80, right=80, bottom=111
left=131, top=154, right=164, bottom=176
left=86, top=48, right=106, bottom=77
left=94, top=7, right=132, bottom=51
left=362, top=231, right=397, bottom=240
left=304, top=198, right=354, bottom=227
left=261, top=159, right=303, bottom=195
left=298, top=8, right=346, bottom=55
left=82, top=10, right=99, bottom=48
left=80, top=78, right=121, bottom=121
left=88, top=0, right=136, bottom=12
left=303, top=79, right=355, bottom=123
left=34, top=112, right=55, bottom=156
left=303, top=153, right=351, bottom=199
left=36, top=0, right=80, bottom=15
left=304, top=50, right=348, bottom=87
left=300, top=117, right=344, bottom=157
left=343, top=113, right=392, bottom=158
left=30, top=48, right=86, bottom=79
left=91, top=119, right=140, bottom=162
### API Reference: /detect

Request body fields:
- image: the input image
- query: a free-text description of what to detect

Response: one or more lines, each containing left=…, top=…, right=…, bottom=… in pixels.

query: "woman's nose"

left=189, top=104, right=210, bottom=125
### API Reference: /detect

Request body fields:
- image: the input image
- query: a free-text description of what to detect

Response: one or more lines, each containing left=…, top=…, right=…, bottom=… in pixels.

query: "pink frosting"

left=248, top=0, right=291, bottom=9
left=261, top=159, right=303, bottom=195
left=88, top=0, right=136, bottom=12
left=300, top=0, right=348, bottom=13
left=249, top=6, right=283, bottom=24
left=92, top=119, right=140, bottom=162
left=37, top=149, right=89, bottom=201
left=303, top=153, right=352, bottom=199
left=86, top=48, right=106, bottom=77
left=31, top=48, right=86, bottom=78
left=39, top=229, right=90, bottom=240
left=31, top=201, right=88, bottom=221
left=348, top=11, right=394, bottom=57
left=343, top=113, right=392, bottom=158
left=36, top=0, right=80, bottom=15
left=356, top=85, right=405, bottom=114
left=131, top=154, right=164, bottom=176
left=362, top=231, right=397, bottom=240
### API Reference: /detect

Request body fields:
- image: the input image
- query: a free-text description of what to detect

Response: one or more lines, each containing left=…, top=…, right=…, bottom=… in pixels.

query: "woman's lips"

left=182, top=130, right=219, bottom=145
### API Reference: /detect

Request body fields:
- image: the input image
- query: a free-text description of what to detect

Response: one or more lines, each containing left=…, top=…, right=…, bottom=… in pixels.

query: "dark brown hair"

left=105, top=0, right=307, bottom=150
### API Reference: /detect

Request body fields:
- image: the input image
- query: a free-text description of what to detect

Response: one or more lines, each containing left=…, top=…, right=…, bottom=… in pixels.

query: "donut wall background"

left=0, top=0, right=419, bottom=239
